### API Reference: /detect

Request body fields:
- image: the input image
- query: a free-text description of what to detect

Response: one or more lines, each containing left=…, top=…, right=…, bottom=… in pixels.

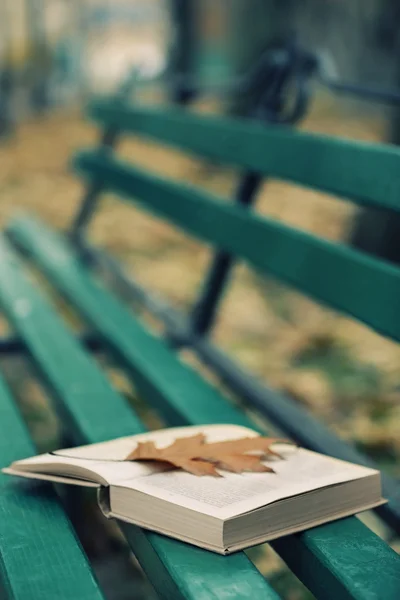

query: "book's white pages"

left=4, top=424, right=384, bottom=554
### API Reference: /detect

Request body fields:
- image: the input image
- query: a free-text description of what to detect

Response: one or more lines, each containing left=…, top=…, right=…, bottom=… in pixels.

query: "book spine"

left=97, top=486, right=112, bottom=518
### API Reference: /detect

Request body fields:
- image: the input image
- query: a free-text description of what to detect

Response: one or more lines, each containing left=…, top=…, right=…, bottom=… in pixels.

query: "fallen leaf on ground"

left=125, top=433, right=291, bottom=476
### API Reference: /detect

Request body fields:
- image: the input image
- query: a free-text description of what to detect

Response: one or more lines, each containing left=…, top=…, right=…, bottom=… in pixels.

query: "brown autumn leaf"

left=125, top=433, right=290, bottom=477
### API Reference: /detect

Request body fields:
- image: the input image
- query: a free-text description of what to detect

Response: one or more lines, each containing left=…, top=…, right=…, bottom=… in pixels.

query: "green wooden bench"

left=1, top=97, right=400, bottom=600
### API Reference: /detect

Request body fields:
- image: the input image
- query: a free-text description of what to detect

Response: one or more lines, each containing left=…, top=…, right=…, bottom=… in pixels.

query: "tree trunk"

left=72, top=0, right=89, bottom=101
left=227, top=0, right=295, bottom=115
left=349, top=1, right=400, bottom=265
left=0, top=0, right=14, bottom=137
left=168, top=0, right=199, bottom=105
left=25, top=0, right=52, bottom=112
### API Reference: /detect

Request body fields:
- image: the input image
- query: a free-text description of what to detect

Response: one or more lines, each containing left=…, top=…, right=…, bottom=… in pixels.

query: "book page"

left=122, top=448, right=379, bottom=519
left=6, top=424, right=256, bottom=486
left=8, top=452, right=164, bottom=485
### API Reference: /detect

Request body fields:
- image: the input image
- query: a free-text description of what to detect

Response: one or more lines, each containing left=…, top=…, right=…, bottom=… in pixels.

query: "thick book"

left=3, top=424, right=384, bottom=554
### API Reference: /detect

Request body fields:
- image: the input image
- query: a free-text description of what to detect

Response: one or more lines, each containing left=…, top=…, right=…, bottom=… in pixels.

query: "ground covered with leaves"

left=0, top=98, right=398, bottom=598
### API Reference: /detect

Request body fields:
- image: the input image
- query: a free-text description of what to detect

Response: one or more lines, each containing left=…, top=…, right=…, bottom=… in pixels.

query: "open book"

left=4, top=424, right=384, bottom=554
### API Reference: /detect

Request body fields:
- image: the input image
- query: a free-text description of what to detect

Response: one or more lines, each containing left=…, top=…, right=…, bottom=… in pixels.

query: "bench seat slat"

left=89, top=100, right=400, bottom=213
left=8, top=216, right=400, bottom=600
left=0, top=377, right=104, bottom=600
left=0, top=235, right=278, bottom=600
left=75, top=151, right=400, bottom=344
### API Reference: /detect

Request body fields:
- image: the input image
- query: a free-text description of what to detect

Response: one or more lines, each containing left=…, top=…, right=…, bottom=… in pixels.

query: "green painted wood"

left=74, top=151, right=400, bottom=344
left=273, top=517, right=400, bottom=600
left=88, top=99, right=400, bottom=213
left=120, top=524, right=279, bottom=600
left=0, top=239, right=143, bottom=445
left=8, top=221, right=257, bottom=432
left=0, top=375, right=104, bottom=600
left=0, top=235, right=278, bottom=600
left=8, top=216, right=400, bottom=600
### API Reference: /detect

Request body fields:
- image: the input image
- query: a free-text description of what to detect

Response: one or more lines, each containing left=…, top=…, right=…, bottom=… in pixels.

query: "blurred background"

left=0, top=1, right=400, bottom=599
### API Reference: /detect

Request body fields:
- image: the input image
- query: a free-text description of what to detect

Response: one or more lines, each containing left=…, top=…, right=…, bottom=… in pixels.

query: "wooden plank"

left=88, top=99, right=400, bottom=213
left=0, top=235, right=279, bottom=600
left=0, top=376, right=104, bottom=600
left=74, top=151, right=400, bottom=344
left=8, top=216, right=400, bottom=600
left=273, top=516, right=400, bottom=600
left=0, top=240, right=144, bottom=445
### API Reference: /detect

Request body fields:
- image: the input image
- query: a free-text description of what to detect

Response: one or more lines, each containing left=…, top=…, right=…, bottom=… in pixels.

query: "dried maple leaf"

left=125, top=433, right=291, bottom=476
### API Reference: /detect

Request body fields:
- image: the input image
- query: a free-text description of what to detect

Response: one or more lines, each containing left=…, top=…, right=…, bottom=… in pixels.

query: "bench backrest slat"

left=89, top=99, right=400, bottom=213
left=75, top=151, right=400, bottom=343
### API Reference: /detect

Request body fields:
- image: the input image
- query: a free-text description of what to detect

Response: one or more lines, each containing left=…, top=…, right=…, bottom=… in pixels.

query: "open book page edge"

left=224, top=498, right=387, bottom=554
left=117, top=449, right=380, bottom=520
left=101, top=498, right=386, bottom=555
left=2, top=467, right=100, bottom=488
